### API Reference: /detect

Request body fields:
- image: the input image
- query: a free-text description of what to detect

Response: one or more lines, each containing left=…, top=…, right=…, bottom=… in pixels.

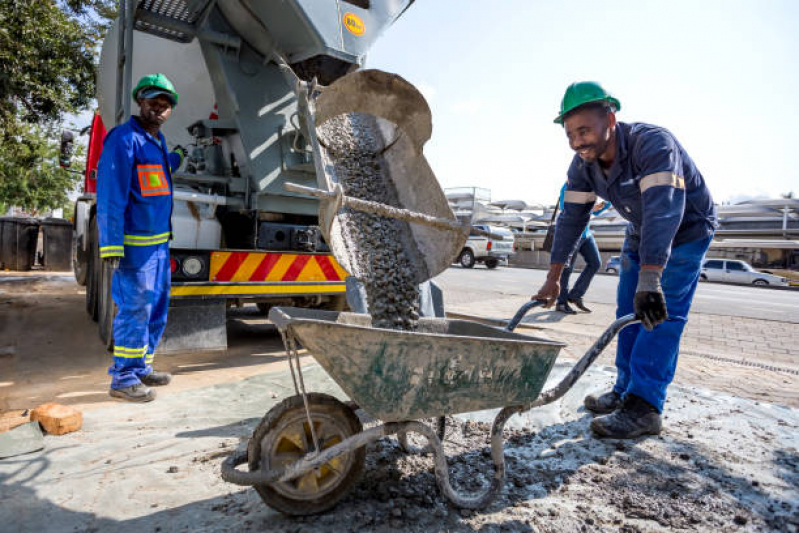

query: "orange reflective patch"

left=137, top=164, right=170, bottom=197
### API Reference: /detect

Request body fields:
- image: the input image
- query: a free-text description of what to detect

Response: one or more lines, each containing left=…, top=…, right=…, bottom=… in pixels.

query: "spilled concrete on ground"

left=1, top=363, right=796, bottom=532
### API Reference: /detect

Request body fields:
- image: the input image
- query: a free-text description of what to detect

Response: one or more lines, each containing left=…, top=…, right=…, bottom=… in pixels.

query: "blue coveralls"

left=551, top=122, right=717, bottom=412
left=96, top=117, right=181, bottom=389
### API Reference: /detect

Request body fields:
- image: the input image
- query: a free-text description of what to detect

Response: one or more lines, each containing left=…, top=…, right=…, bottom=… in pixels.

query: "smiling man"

left=97, top=73, right=185, bottom=402
left=533, top=82, right=717, bottom=438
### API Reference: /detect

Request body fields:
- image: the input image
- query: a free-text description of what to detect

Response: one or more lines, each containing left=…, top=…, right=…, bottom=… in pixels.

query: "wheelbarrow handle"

left=527, top=314, right=639, bottom=409
left=505, top=299, right=547, bottom=332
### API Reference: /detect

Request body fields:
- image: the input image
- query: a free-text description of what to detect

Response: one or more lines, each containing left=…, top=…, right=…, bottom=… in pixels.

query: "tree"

left=0, top=119, right=85, bottom=216
left=0, top=0, right=115, bottom=213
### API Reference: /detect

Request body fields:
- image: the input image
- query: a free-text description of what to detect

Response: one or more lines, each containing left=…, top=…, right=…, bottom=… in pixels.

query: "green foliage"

left=0, top=118, right=84, bottom=215
left=0, top=0, right=114, bottom=212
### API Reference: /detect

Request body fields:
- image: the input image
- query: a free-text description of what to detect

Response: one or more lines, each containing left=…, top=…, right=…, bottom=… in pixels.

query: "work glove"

left=103, top=256, right=121, bottom=270
left=634, top=269, right=667, bottom=331
left=173, top=145, right=187, bottom=159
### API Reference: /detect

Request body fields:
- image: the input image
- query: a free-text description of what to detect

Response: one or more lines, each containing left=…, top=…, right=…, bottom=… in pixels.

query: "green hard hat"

left=132, top=73, right=178, bottom=106
left=554, top=81, right=620, bottom=124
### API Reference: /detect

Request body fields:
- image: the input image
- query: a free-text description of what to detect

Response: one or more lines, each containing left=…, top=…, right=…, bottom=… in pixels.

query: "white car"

left=700, top=259, right=789, bottom=287
left=456, top=225, right=516, bottom=269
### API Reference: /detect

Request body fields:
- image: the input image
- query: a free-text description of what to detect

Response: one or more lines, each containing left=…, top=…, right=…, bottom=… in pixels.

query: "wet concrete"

left=318, top=113, right=423, bottom=330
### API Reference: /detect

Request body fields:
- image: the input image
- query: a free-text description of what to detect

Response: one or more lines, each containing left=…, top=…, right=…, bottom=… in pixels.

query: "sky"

left=364, top=0, right=799, bottom=206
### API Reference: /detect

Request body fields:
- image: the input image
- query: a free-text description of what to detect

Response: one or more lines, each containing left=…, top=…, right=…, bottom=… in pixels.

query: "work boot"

left=590, top=394, right=662, bottom=439
left=109, top=384, right=156, bottom=403
left=141, top=370, right=172, bottom=387
left=569, top=298, right=592, bottom=313
left=584, top=390, right=622, bottom=414
left=555, top=302, right=577, bottom=315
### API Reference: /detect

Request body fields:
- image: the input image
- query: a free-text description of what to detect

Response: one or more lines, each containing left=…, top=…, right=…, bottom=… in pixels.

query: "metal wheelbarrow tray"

left=222, top=302, right=638, bottom=514
left=268, top=307, right=565, bottom=422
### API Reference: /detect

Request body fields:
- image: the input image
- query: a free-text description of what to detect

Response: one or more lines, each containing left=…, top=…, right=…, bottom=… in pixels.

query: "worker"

left=534, top=82, right=716, bottom=438
left=554, top=181, right=610, bottom=314
left=97, top=73, right=185, bottom=402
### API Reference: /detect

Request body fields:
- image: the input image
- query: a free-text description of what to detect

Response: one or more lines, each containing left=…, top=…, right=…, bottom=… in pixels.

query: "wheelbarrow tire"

left=248, top=393, right=365, bottom=516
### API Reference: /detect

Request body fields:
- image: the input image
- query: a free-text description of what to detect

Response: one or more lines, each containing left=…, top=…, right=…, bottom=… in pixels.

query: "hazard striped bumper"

left=170, top=281, right=345, bottom=298
left=170, top=251, right=348, bottom=299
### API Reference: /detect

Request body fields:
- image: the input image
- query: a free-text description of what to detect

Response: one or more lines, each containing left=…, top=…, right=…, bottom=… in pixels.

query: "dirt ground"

left=1, top=272, right=796, bottom=412
left=0, top=272, right=297, bottom=412
left=1, top=273, right=798, bottom=532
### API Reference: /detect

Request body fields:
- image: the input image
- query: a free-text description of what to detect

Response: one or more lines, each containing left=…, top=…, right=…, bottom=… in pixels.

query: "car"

left=456, top=225, right=516, bottom=269
left=700, top=259, right=789, bottom=287
left=605, top=255, right=621, bottom=274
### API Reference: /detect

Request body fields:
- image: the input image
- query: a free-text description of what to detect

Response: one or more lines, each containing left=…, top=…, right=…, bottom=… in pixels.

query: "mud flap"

left=156, top=299, right=227, bottom=355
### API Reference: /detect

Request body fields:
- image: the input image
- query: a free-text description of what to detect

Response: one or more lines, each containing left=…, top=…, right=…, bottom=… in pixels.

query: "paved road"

left=435, top=266, right=799, bottom=323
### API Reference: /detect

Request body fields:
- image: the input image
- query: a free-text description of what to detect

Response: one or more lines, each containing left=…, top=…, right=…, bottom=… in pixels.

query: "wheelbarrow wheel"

left=248, top=393, right=366, bottom=516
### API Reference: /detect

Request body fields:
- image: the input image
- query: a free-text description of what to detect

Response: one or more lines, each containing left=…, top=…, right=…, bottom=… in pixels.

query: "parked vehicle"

left=605, top=255, right=620, bottom=274
left=700, top=259, right=789, bottom=286
left=457, top=225, right=516, bottom=269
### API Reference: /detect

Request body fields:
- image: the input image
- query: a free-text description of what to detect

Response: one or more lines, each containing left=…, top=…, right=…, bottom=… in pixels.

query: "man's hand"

left=591, top=201, right=609, bottom=214
left=533, top=263, right=565, bottom=308
left=634, top=268, right=667, bottom=330
left=173, top=145, right=187, bottom=159
left=104, top=256, right=121, bottom=270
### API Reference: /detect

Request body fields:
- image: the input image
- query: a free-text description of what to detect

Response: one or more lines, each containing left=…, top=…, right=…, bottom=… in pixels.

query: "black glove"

left=634, top=269, right=667, bottom=331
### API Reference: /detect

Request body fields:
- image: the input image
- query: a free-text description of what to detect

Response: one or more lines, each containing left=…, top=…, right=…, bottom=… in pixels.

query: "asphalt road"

left=434, top=265, right=799, bottom=323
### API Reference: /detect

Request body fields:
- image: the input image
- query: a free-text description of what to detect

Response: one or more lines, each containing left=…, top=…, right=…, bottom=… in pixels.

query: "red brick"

left=31, top=403, right=82, bottom=435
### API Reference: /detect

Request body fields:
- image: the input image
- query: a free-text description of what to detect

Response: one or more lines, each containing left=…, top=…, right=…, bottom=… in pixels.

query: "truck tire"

left=86, top=217, right=100, bottom=321
left=485, top=258, right=499, bottom=269
left=73, top=233, right=88, bottom=286
left=752, top=279, right=768, bottom=286
left=98, top=257, right=116, bottom=349
left=459, top=249, right=475, bottom=269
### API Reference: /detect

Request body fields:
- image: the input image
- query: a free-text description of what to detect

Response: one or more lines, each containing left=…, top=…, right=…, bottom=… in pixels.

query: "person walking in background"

left=534, top=81, right=716, bottom=438
left=97, top=73, right=185, bottom=402
left=555, top=181, right=610, bottom=314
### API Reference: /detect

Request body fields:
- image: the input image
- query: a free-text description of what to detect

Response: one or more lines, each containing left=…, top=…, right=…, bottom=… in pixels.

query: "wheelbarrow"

left=221, top=301, right=639, bottom=515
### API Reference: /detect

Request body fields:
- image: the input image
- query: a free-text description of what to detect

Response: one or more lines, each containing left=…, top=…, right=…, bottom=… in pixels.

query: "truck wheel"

left=485, top=258, right=499, bottom=269
left=753, top=279, right=768, bottom=286
left=73, top=233, right=88, bottom=286
left=248, top=393, right=365, bottom=516
left=699, top=274, right=707, bottom=282
left=459, top=249, right=475, bottom=269
left=98, top=258, right=116, bottom=349
left=86, top=217, right=100, bottom=321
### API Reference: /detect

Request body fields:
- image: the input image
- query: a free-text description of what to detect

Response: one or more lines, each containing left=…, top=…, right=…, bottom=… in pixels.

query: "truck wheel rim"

left=261, top=411, right=354, bottom=500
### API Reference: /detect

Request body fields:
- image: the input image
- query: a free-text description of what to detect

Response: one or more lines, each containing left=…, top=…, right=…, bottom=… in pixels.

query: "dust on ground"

left=1, top=273, right=798, bottom=532
left=1, top=364, right=797, bottom=533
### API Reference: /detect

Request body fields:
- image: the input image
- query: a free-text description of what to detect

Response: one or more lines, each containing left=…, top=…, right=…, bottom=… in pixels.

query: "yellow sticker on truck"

left=343, top=12, right=365, bottom=36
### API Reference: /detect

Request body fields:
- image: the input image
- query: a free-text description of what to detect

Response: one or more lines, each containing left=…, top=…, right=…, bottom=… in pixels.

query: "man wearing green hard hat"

left=534, top=81, right=717, bottom=438
left=96, top=73, right=186, bottom=402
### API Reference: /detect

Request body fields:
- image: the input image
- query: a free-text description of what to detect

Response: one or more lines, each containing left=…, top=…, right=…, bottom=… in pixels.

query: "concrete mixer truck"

left=72, top=0, right=418, bottom=353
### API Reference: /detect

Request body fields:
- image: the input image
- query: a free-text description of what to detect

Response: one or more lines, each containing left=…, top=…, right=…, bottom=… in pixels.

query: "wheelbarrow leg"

left=397, top=416, right=446, bottom=455
left=400, top=407, right=522, bottom=510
